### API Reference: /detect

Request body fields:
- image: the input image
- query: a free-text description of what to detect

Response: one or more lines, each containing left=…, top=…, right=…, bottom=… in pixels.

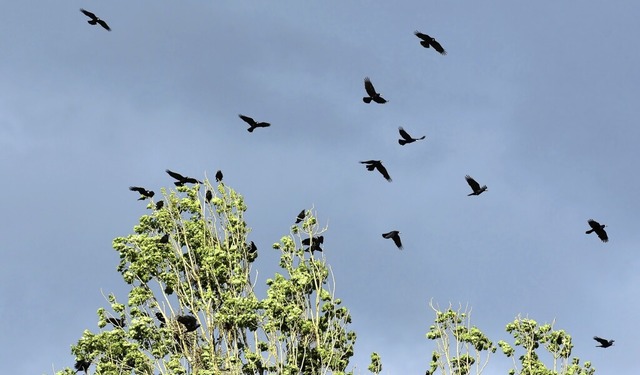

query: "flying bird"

left=74, top=359, right=91, bottom=374
left=177, top=315, right=200, bottom=332
left=239, top=114, right=271, bottom=132
left=414, top=31, right=446, bottom=55
left=129, top=186, right=154, bottom=200
left=593, top=336, right=614, bottom=348
left=586, top=219, right=608, bottom=243
left=215, top=170, right=223, bottom=182
left=302, top=235, right=324, bottom=253
left=80, top=9, right=111, bottom=31
left=295, top=209, right=306, bottom=224
left=206, top=190, right=212, bottom=203
left=465, top=175, right=487, bottom=196
left=360, top=160, right=392, bottom=182
left=166, top=169, right=202, bottom=186
left=363, top=77, right=387, bottom=104
left=382, top=231, right=403, bottom=250
left=398, top=127, right=426, bottom=145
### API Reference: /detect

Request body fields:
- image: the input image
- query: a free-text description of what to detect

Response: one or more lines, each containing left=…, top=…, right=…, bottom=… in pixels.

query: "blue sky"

left=1, top=1, right=639, bottom=374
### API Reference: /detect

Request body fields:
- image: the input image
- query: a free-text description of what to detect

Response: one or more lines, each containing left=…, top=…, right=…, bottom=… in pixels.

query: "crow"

left=80, top=9, right=111, bottom=31
left=586, top=219, right=608, bottom=243
left=159, top=234, right=169, bottom=244
left=382, top=230, right=403, bottom=250
left=247, top=241, right=258, bottom=260
left=239, top=114, right=271, bottom=132
left=177, top=315, right=200, bottom=332
left=414, top=31, right=446, bottom=55
left=593, top=336, right=614, bottom=348
left=155, top=200, right=164, bottom=210
left=74, top=359, right=91, bottom=374
left=363, top=77, right=387, bottom=104
left=129, top=186, right=154, bottom=200
left=398, top=127, right=426, bottom=145
left=215, top=170, right=223, bottom=182
left=302, top=235, right=324, bottom=253
left=155, top=312, right=166, bottom=327
left=465, top=175, right=487, bottom=196
left=295, top=209, right=306, bottom=224
left=106, top=317, right=126, bottom=328
left=206, top=189, right=213, bottom=203
left=166, top=169, right=202, bottom=186
left=360, top=160, right=392, bottom=182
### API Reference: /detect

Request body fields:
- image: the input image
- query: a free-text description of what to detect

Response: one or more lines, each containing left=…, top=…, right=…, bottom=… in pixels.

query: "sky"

left=1, top=1, right=639, bottom=374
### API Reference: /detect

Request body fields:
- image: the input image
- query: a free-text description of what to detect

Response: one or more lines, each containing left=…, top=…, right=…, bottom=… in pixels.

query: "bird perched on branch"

left=414, top=31, right=446, bottom=55
left=295, top=209, right=306, bottom=224
left=129, top=186, right=154, bottom=200
left=465, top=175, right=487, bottom=196
left=239, top=114, right=271, bottom=132
left=398, top=127, right=426, bottom=145
left=80, top=9, right=111, bottom=31
left=177, top=315, right=200, bottom=332
left=363, top=77, right=387, bottom=104
left=586, top=219, right=608, bottom=243
left=105, top=317, right=126, bottom=328
left=593, top=336, right=614, bottom=348
left=166, top=169, right=202, bottom=186
left=360, top=160, right=392, bottom=182
left=382, top=231, right=403, bottom=250
left=215, top=170, right=223, bottom=182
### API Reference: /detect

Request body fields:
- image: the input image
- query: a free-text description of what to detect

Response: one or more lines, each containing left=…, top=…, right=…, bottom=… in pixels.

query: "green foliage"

left=368, top=352, right=382, bottom=374
left=56, top=183, right=364, bottom=375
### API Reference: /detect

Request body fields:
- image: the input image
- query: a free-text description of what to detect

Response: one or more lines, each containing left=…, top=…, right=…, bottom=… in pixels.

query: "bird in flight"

left=166, top=169, right=202, bottom=186
left=177, top=315, right=200, bottom=332
left=215, top=170, right=223, bottom=182
left=302, top=235, right=324, bottom=253
left=593, top=336, right=614, bottom=348
left=129, top=186, right=155, bottom=200
left=360, top=160, right=392, bottom=182
left=80, top=9, right=111, bottom=31
left=295, top=209, right=306, bottom=224
left=363, top=77, right=387, bottom=104
left=586, top=219, right=608, bottom=243
left=414, top=31, right=446, bottom=55
left=239, top=114, right=271, bottom=132
left=74, top=359, right=91, bottom=374
left=465, top=175, right=487, bottom=196
left=398, top=127, right=426, bottom=145
left=382, top=231, right=403, bottom=250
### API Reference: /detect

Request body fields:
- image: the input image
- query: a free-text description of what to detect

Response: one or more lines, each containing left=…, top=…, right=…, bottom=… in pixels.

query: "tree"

left=55, top=181, right=368, bottom=375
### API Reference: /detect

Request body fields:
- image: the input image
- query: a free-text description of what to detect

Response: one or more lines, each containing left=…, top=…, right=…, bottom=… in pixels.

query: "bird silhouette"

left=363, top=77, right=387, bottom=104
left=414, top=31, right=446, bottom=55
left=177, top=315, right=200, bottom=332
left=166, top=169, right=202, bottom=186
left=295, top=209, right=306, bottom=224
left=360, top=160, right=392, bottom=182
left=155, top=312, right=166, bottom=327
left=586, top=219, right=608, bottom=243
left=74, top=359, right=91, bottom=374
left=155, top=200, right=164, bottom=210
left=593, top=336, right=614, bottom=348
left=206, top=190, right=212, bottom=203
left=215, top=170, right=223, bottom=182
left=239, top=114, right=271, bottom=132
left=302, top=235, right=324, bottom=253
left=382, top=231, right=403, bottom=249
left=129, top=186, right=154, bottom=200
left=159, top=234, right=169, bottom=244
left=398, top=127, right=426, bottom=145
left=465, top=175, right=487, bottom=196
left=105, top=317, right=126, bottom=328
left=80, top=9, right=111, bottom=31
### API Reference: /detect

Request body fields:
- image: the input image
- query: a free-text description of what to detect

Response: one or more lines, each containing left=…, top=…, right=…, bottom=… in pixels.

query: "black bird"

left=398, top=127, right=426, bottom=145
left=215, top=170, right=223, bottom=182
left=360, top=160, right=392, bottom=182
left=593, top=336, right=614, bottom=348
left=80, top=9, right=111, bottom=31
left=295, top=209, right=306, bottom=224
left=239, top=114, right=271, bottom=132
left=465, top=175, right=487, bottom=196
left=247, top=241, right=258, bottom=261
left=302, top=235, right=324, bottom=253
left=159, top=234, right=169, bottom=244
left=155, top=312, right=166, bottom=327
left=74, top=359, right=91, bottom=374
left=177, top=315, right=200, bottom=332
left=166, top=169, right=202, bottom=186
left=382, top=230, right=403, bottom=250
left=155, top=200, right=164, bottom=210
left=206, top=189, right=213, bottom=203
left=363, top=77, right=387, bottom=104
left=106, top=317, right=126, bottom=328
left=586, top=219, right=608, bottom=243
left=414, top=31, right=446, bottom=55
left=129, top=186, right=154, bottom=200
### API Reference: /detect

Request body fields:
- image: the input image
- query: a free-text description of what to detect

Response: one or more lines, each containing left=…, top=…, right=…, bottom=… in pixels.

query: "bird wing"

left=296, top=210, right=305, bottom=223
left=430, top=39, right=447, bottom=55
left=398, top=127, right=413, bottom=141
left=129, top=186, right=145, bottom=193
left=414, top=31, right=430, bottom=42
left=239, top=114, right=256, bottom=126
left=97, top=19, right=111, bottom=31
left=593, top=336, right=608, bottom=345
left=360, top=160, right=376, bottom=165
left=80, top=8, right=97, bottom=20
left=364, top=77, right=377, bottom=97
left=595, top=228, right=609, bottom=242
left=392, top=234, right=403, bottom=249
left=587, top=219, right=600, bottom=230
left=465, top=175, right=481, bottom=191
left=382, top=231, right=396, bottom=239
left=166, top=169, right=185, bottom=181
left=376, top=163, right=392, bottom=182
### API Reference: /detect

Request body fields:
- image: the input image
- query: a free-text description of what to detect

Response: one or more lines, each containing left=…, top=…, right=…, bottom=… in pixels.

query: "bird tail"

left=586, top=229, right=594, bottom=234
left=418, top=136, right=426, bottom=140
left=88, top=20, right=97, bottom=25
left=420, top=41, right=430, bottom=48
left=467, top=192, right=475, bottom=196
left=247, top=127, right=255, bottom=132
left=398, top=139, right=407, bottom=146
left=363, top=97, right=372, bottom=103
left=137, top=196, right=145, bottom=201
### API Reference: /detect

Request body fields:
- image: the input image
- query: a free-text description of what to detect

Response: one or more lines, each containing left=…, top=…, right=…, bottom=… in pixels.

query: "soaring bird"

left=360, top=160, right=392, bottom=182
left=398, top=127, right=426, bottom=145
left=295, top=209, right=306, bottom=224
left=215, top=170, right=223, bottom=182
left=80, top=9, right=111, bottom=31
left=382, top=231, right=403, bottom=250
left=414, top=31, right=446, bottom=55
left=177, top=315, right=200, bottom=332
left=165, top=169, right=202, bottom=186
left=129, top=186, right=154, bottom=200
left=302, top=235, right=324, bottom=253
left=74, top=359, right=91, bottom=374
left=586, top=219, right=608, bottom=243
left=593, top=336, right=614, bottom=348
left=465, top=175, right=487, bottom=196
left=239, top=114, right=271, bottom=132
left=363, top=77, right=387, bottom=104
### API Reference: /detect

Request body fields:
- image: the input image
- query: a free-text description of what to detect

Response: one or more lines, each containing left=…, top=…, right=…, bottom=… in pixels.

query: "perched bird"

left=159, top=234, right=169, bottom=244
left=155, top=312, right=166, bottom=327
left=206, top=190, right=213, bottom=203
left=177, top=315, right=200, bottom=332
left=106, top=317, right=126, bottom=328
left=295, top=209, right=306, bottom=224
left=239, top=114, right=271, bottom=132
left=80, top=9, right=111, bottom=31
left=465, top=175, right=487, bottom=196
left=302, top=235, right=324, bottom=253
left=74, top=359, right=91, bottom=374
left=586, top=219, right=608, bottom=243
left=593, top=336, right=614, bottom=348
left=414, top=31, right=446, bottom=55
left=360, top=160, right=392, bottom=182
left=155, top=200, right=164, bottom=210
left=247, top=241, right=258, bottom=261
left=363, top=77, right=387, bottom=104
left=398, top=127, right=426, bottom=146
left=382, top=230, right=403, bottom=250
left=166, top=169, right=202, bottom=186
left=129, top=186, right=154, bottom=200
left=215, top=170, right=223, bottom=182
